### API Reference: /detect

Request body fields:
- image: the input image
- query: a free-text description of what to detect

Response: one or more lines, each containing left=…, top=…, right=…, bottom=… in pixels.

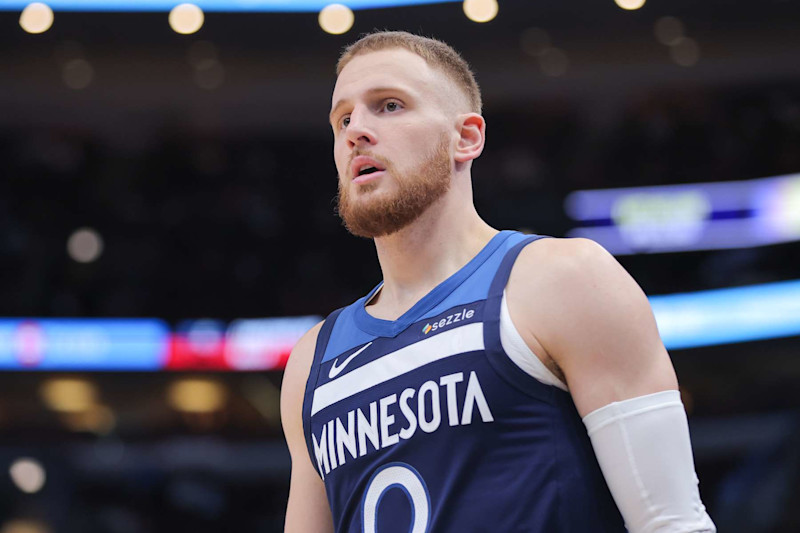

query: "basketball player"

left=281, top=31, right=716, bottom=532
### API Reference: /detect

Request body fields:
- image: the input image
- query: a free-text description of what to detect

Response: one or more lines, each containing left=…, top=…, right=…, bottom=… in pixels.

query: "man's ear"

left=454, top=113, right=486, bottom=163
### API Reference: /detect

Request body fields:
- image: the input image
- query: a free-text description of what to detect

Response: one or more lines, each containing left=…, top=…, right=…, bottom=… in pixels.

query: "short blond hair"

left=336, top=31, right=482, bottom=114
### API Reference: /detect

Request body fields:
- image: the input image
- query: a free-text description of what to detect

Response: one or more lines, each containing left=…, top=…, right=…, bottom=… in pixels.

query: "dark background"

left=1, top=1, right=799, bottom=531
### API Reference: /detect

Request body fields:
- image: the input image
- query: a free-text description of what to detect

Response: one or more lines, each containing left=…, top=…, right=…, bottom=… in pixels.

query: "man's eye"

left=384, top=101, right=400, bottom=112
left=341, top=116, right=350, bottom=128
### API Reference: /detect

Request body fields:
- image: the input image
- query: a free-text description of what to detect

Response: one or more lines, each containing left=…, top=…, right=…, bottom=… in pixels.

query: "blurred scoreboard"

left=566, top=173, right=800, bottom=255
left=0, top=316, right=319, bottom=371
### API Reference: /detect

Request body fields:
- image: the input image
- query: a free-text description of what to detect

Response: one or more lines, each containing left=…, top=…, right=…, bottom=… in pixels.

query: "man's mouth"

left=357, top=165, right=381, bottom=176
left=351, top=156, right=386, bottom=179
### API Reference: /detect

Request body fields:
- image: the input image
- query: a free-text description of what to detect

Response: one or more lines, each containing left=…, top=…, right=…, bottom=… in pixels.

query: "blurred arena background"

left=1, top=0, right=799, bottom=531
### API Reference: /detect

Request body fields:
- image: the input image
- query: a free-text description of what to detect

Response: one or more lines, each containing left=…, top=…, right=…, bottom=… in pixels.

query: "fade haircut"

left=336, top=31, right=482, bottom=114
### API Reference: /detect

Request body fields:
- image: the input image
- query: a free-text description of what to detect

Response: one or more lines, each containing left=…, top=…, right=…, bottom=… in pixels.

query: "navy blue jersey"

left=302, top=231, right=625, bottom=532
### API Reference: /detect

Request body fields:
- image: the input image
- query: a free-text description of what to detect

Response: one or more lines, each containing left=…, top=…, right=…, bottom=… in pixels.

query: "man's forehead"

left=332, top=48, right=449, bottom=105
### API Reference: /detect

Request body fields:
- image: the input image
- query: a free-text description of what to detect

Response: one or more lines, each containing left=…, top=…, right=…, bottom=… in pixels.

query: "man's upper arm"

left=509, top=239, right=717, bottom=532
left=281, top=320, right=334, bottom=533
left=507, top=237, right=678, bottom=417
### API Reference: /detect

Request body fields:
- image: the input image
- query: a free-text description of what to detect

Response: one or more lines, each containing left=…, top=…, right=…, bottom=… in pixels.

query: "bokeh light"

left=40, top=378, right=98, bottom=413
left=187, top=40, right=218, bottom=67
left=654, top=16, right=685, bottom=46
left=0, top=519, right=51, bottom=533
left=62, top=59, right=94, bottom=90
left=167, top=378, right=227, bottom=413
left=318, top=4, right=355, bottom=35
left=539, top=47, right=569, bottom=77
left=670, top=37, right=700, bottom=67
left=67, top=227, right=103, bottom=263
left=169, top=3, right=204, bottom=35
left=463, top=0, right=499, bottom=23
left=61, top=404, right=116, bottom=435
left=520, top=27, right=551, bottom=57
left=9, top=458, right=46, bottom=494
left=614, top=0, right=646, bottom=11
left=54, top=40, right=86, bottom=65
left=19, top=3, right=54, bottom=34
left=194, top=60, right=225, bottom=90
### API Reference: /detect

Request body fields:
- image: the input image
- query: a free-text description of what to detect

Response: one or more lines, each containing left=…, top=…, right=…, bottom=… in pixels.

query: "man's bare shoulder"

left=521, top=235, right=609, bottom=262
left=513, top=236, right=621, bottom=292
left=283, top=321, right=324, bottom=389
left=281, top=320, right=325, bottom=434
left=507, top=236, right=653, bottom=351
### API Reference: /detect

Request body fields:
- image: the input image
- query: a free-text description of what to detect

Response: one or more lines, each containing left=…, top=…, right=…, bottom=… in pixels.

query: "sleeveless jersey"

left=302, top=231, right=626, bottom=532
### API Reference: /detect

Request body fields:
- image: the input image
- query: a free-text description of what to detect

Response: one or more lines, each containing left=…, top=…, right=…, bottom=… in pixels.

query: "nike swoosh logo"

left=329, top=342, right=373, bottom=379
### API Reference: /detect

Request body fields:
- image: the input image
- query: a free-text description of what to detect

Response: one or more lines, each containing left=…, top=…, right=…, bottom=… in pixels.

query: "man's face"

left=330, top=48, right=459, bottom=238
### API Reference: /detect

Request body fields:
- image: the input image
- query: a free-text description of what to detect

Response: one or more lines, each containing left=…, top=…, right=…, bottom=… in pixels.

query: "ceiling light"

left=463, top=0, right=498, bottom=23
left=19, top=2, right=53, bottom=34
left=318, top=4, right=354, bottom=35
left=614, top=0, right=646, bottom=11
left=169, top=3, right=204, bottom=35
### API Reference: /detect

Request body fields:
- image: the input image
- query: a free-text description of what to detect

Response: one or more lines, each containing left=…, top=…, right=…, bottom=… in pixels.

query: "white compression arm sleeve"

left=582, top=390, right=716, bottom=533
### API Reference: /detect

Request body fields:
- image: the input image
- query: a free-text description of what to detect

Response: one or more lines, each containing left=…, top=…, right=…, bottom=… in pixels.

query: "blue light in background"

left=650, top=279, right=800, bottom=350
left=0, top=0, right=458, bottom=12
left=0, top=319, right=170, bottom=370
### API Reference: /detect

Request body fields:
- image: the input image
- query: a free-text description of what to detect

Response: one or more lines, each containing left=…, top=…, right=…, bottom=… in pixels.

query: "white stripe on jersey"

left=311, top=322, right=484, bottom=416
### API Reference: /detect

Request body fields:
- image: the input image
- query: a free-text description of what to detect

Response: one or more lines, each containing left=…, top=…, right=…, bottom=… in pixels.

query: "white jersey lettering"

left=312, top=371, right=493, bottom=476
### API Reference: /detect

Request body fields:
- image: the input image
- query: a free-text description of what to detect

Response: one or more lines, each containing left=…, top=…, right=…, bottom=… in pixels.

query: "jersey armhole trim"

left=500, top=290, right=568, bottom=391
left=483, top=235, right=560, bottom=404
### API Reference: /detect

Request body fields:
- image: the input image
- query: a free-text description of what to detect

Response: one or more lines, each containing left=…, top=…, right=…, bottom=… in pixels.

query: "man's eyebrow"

left=328, top=99, right=349, bottom=124
left=329, top=86, right=412, bottom=123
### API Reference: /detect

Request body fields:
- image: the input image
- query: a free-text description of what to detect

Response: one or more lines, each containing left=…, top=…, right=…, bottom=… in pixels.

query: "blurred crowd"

left=1, top=82, right=798, bottom=322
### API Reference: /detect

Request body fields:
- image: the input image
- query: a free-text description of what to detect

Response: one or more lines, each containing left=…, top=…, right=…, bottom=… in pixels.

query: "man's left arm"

left=507, top=237, right=715, bottom=533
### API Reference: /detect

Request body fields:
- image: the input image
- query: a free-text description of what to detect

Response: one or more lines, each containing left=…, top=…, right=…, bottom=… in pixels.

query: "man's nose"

left=346, top=108, right=377, bottom=148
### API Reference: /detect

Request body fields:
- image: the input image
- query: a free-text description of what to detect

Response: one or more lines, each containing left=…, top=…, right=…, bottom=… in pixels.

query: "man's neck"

left=368, top=189, right=497, bottom=321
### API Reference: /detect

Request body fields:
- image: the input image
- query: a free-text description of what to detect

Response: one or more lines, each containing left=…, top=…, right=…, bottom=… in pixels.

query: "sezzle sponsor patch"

left=422, top=304, right=478, bottom=335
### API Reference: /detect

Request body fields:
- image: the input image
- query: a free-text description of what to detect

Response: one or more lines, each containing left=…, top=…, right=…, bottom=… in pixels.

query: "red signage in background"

left=164, top=316, right=320, bottom=371
left=166, top=320, right=229, bottom=370
left=224, top=317, right=320, bottom=371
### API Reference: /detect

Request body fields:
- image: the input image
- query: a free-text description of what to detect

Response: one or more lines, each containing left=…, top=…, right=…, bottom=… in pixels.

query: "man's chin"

left=351, top=181, right=381, bottom=195
left=338, top=195, right=413, bottom=239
